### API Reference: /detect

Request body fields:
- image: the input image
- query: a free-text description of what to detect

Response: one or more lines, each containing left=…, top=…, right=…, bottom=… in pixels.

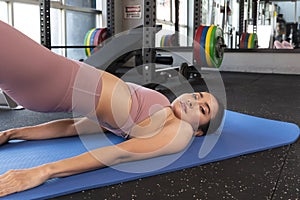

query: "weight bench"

left=84, top=25, right=180, bottom=79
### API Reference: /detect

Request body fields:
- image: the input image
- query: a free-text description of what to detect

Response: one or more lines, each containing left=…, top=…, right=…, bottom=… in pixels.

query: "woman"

left=0, top=20, right=224, bottom=197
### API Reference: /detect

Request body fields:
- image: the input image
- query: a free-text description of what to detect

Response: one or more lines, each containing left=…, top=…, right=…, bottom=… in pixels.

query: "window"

left=66, top=10, right=96, bottom=59
left=13, top=3, right=40, bottom=43
left=51, top=0, right=101, bottom=60
left=50, top=8, right=63, bottom=55
left=0, top=1, right=8, bottom=22
left=65, top=0, right=96, bottom=9
left=156, top=0, right=188, bottom=46
left=0, top=0, right=102, bottom=60
left=157, top=0, right=171, bottom=21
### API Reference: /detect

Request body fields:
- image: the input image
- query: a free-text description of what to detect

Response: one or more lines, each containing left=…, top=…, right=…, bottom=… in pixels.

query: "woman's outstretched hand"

left=0, top=131, right=11, bottom=145
left=0, top=166, right=49, bottom=197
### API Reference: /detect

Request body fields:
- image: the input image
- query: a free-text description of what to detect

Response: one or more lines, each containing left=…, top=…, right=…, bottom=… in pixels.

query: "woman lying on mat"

left=0, top=20, right=224, bottom=197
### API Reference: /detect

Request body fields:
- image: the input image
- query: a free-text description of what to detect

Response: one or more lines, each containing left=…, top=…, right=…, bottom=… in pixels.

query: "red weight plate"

left=193, top=26, right=204, bottom=66
left=240, top=33, right=246, bottom=49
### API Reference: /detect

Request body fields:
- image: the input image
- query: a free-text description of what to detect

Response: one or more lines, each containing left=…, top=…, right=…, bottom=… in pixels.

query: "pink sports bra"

left=99, top=83, right=171, bottom=138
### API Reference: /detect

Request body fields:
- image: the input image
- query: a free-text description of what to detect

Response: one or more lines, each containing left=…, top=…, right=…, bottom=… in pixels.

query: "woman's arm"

left=0, top=117, right=105, bottom=144
left=46, top=120, right=194, bottom=178
left=0, top=119, right=193, bottom=197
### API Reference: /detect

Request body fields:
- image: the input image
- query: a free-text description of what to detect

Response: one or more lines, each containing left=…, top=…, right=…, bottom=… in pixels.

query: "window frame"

left=0, top=0, right=102, bottom=58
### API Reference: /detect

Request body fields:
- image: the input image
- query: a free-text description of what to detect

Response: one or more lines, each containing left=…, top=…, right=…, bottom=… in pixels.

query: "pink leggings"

left=0, top=21, right=102, bottom=114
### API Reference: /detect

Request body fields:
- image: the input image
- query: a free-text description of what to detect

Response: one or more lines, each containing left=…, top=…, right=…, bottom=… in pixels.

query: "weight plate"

left=251, top=33, right=258, bottom=48
left=166, top=35, right=174, bottom=46
left=99, top=28, right=108, bottom=43
left=248, top=33, right=253, bottom=48
left=163, top=35, right=168, bottom=46
left=209, top=26, right=217, bottom=65
left=94, top=28, right=108, bottom=54
left=95, top=28, right=107, bottom=45
left=205, top=25, right=214, bottom=67
left=200, top=26, right=209, bottom=67
left=209, top=26, right=224, bottom=68
left=92, top=29, right=101, bottom=54
left=90, top=28, right=99, bottom=54
left=240, top=33, right=246, bottom=49
left=86, top=28, right=95, bottom=56
left=84, top=29, right=94, bottom=56
left=160, top=35, right=166, bottom=47
left=87, top=28, right=96, bottom=56
left=244, top=33, right=250, bottom=49
left=93, top=29, right=101, bottom=46
left=193, top=25, right=204, bottom=66
left=213, top=26, right=224, bottom=68
left=165, top=35, right=171, bottom=46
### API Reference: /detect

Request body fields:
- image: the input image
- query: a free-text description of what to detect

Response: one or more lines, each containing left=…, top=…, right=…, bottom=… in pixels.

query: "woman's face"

left=171, top=92, right=219, bottom=135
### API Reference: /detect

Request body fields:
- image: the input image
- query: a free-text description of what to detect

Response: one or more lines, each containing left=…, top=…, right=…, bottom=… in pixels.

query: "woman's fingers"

left=0, top=170, right=27, bottom=196
left=0, top=168, right=49, bottom=197
left=0, top=131, right=9, bottom=145
left=0, top=170, right=20, bottom=196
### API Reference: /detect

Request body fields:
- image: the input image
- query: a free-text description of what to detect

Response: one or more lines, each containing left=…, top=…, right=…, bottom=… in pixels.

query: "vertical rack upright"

left=106, top=0, right=115, bottom=37
left=106, top=0, right=157, bottom=83
left=193, top=0, right=203, bottom=39
left=193, top=0, right=202, bottom=69
left=252, top=0, right=258, bottom=33
left=239, top=0, right=245, bottom=37
left=142, top=0, right=156, bottom=83
left=40, top=0, right=51, bottom=49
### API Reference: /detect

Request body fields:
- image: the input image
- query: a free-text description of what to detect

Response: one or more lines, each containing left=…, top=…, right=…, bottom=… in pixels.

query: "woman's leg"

left=0, top=20, right=132, bottom=130
left=0, top=20, right=80, bottom=112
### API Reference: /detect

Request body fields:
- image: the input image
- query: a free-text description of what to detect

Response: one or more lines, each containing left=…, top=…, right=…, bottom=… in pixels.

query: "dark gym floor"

left=1, top=72, right=299, bottom=200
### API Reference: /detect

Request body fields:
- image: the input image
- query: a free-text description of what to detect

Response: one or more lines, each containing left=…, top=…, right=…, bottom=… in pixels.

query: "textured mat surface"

left=0, top=110, right=299, bottom=200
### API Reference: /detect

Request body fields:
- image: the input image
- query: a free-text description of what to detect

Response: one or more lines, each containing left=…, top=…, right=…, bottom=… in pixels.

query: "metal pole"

left=295, top=0, right=297, bottom=24
left=253, top=0, right=258, bottom=33
left=193, top=0, right=202, bottom=38
left=40, top=0, right=51, bottom=49
left=239, top=0, right=245, bottom=36
left=143, top=0, right=156, bottom=84
left=174, top=0, right=180, bottom=46
left=106, top=0, right=115, bottom=36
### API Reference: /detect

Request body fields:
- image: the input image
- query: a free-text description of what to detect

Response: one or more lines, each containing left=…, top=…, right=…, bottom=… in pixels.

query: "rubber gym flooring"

left=0, top=72, right=299, bottom=200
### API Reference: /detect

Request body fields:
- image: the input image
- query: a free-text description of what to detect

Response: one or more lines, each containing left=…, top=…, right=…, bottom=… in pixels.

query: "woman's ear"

left=194, top=129, right=204, bottom=137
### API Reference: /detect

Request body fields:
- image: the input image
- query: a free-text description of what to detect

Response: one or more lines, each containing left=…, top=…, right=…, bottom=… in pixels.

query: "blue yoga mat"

left=0, top=110, right=299, bottom=200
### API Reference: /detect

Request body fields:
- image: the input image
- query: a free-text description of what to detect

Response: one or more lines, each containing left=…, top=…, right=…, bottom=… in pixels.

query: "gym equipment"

left=210, top=26, right=224, bottom=67
left=84, top=28, right=96, bottom=56
left=89, top=28, right=98, bottom=54
left=85, top=24, right=225, bottom=86
left=240, top=32, right=246, bottom=49
left=0, top=89, right=23, bottom=110
left=85, top=25, right=169, bottom=75
left=84, top=28, right=108, bottom=57
left=194, top=25, right=225, bottom=68
left=205, top=26, right=214, bottom=67
left=199, top=26, right=208, bottom=67
left=240, top=33, right=258, bottom=49
left=193, top=26, right=203, bottom=66
left=238, top=0, right=258, bottom=45
left=85, top=26, right=145, bottom=73
left=160, top=34, right=176, bottom=47
left=250, top=33, right=258, bottom=48
left=1, top=110, right=298, bottom=200
left=92, top=28, right=108, bottom=53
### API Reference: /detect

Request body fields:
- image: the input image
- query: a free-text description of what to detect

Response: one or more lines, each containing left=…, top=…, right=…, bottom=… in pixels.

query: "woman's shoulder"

left=163, top=109, right=194, bottom=136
